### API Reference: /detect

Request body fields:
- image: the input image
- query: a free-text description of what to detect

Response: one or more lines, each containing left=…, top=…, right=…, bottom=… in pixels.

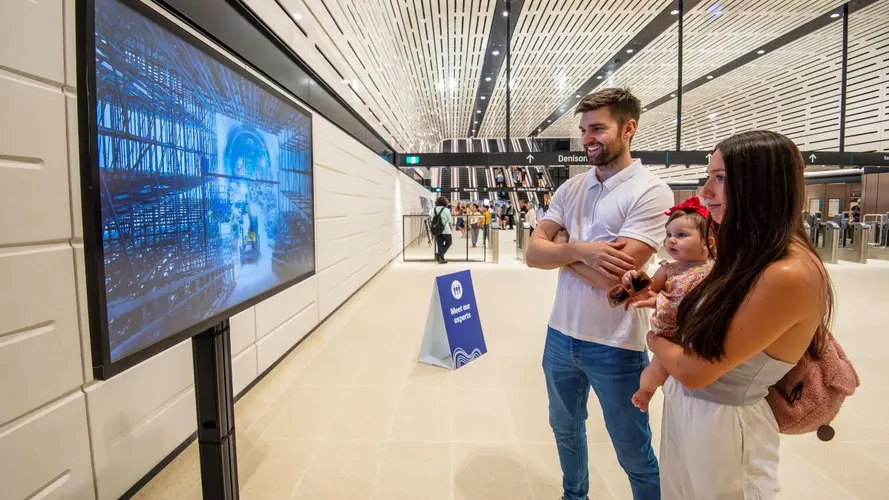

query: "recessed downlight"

left=757, top=49, right=765, bottom=54
left=493, top=50, right=500, bottom=56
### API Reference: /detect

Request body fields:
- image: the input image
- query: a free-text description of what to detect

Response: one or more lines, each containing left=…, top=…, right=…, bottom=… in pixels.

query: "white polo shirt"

left=543, top=160, right=673, bottom=351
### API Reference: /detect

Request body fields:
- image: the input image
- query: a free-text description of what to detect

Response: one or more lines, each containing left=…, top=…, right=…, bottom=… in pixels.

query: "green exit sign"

left=434, top=188, right=442, bottom=192
left=405, top=155, right=420, bottom=165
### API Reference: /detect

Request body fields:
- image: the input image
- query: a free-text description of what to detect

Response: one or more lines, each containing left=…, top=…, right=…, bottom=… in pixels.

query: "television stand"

left=192, top=321, right=239, bottom=499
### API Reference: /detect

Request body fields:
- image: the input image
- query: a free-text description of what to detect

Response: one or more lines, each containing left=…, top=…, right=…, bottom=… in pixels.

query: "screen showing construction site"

left=90, top=0, right=315, bottom=364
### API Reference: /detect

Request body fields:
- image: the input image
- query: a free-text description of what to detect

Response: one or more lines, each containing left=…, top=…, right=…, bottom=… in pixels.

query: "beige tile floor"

left=135, top=233, right=889, bottom=500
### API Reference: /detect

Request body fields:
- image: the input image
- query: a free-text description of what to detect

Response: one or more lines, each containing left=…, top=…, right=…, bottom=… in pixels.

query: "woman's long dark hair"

left=676, top=130, right=833, bottom=362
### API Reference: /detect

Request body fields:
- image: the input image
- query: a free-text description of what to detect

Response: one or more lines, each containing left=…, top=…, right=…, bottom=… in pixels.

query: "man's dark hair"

left=574, top=87, right=642, bottom=130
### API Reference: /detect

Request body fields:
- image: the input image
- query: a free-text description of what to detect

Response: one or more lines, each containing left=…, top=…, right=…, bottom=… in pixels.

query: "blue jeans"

left=542, top=327, right=660, bottom=500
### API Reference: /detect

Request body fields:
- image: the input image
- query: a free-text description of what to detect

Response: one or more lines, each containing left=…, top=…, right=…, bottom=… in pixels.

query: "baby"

left=620, top=197, right=714, bottom=411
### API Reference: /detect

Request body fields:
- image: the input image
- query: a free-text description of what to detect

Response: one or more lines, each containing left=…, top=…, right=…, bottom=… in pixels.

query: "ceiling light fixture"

left=503, top=10, right=508, bottom=16
left=671, top=9, right=680, bottom=15
left=707, top=75, right=713, bottom=79
left=493, top=50, right=500, bottom=56
left=477, top=110, right=481, bottom=113
left=626, top=49, right=634, bottom=53
left=576, top=94, right=581, bottom=98
left=485, top=77, right=491, bottom=81
left=831, top=12, right=840, bottom=18
left=293, top=12, right=303, bottom=20
left=597, top=75, right=603, bottom=79
left=670, top=93, right=676, bottom=97
left=757, top=49, right=765, bottom=54
left=481, top=96, right=486, bottom=100
left=643, top=107, right=648, bottom=111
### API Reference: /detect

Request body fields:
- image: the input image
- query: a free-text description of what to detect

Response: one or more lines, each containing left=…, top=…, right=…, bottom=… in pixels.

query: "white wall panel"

left=85, top=341, right=196, bottom=500
left=232, top=345, right=258, bottom=396
left=0, top=245, right=82, bottom=426
left=0, top=392, right=95, bottom=500
left=0, top=72, right=72, bottom=246
left=64, top=0, right=77, bottom=88
left=254, top=276, right=317, bottom=340
left=255, top=303, right=319, bottom=373
left=0, top=0, right=65, bottom=84
left=66, top=94, right=83, bottom=239
left=230, top=308, right=257, bottom=357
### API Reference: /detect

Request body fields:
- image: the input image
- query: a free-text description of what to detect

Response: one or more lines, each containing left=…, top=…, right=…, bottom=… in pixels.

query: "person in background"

left=524, top=201, right=538, bottom=234
left=469, top=204, right=482, bottom=248
left=482, top=205, right=492, bottom=245
left=454, top=201, right=464, bottom=237
left=430, top=196, right=453, bottom=264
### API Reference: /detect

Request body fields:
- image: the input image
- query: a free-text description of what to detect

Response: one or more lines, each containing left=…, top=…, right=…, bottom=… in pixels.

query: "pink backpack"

left=766, top=331, right=860, bottom=441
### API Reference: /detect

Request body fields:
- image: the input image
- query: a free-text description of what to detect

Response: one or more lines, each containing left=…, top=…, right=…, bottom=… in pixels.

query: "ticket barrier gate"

left=807, top=213, right=840, bottom=264
left=838, top=221, right=871, bottom=264
left=863, top=214, right=889, bottom=261
left=515, top=224, right=531, bottom=262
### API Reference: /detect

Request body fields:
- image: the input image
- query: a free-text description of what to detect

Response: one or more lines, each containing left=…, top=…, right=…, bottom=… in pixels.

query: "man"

left=526, top=88, right=673, bottom=500
left=505, top=201, right=515, bottom=229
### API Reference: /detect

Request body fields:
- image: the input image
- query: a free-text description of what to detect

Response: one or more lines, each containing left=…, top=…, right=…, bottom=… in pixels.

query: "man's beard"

left=587, top=139, right=625, bottom=168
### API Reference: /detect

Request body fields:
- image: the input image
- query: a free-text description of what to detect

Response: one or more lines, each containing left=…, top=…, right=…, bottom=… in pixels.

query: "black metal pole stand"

left=192, top=320, right=239, bottom=499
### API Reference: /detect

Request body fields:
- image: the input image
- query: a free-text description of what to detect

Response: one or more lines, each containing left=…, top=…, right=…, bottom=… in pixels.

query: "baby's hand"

left=621, top=270, right=641, bottom=290
left=554, top=229, right=570, bottom=244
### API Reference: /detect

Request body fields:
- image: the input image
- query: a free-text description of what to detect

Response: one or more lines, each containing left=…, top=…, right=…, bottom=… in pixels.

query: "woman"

left=642, top=131, right=833, bottom=499
left=429, top=196, right=453, bottom=263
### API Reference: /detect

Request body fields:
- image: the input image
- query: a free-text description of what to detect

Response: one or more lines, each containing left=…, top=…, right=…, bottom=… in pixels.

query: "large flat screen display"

left=78, top=0, right=315, bottom=377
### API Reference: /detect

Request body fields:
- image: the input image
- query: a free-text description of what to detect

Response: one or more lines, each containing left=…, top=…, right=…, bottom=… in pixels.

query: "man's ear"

left=624, top=119, right=638, bottom=141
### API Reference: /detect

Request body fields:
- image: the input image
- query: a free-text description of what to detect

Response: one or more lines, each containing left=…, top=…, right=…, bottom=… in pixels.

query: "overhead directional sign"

left=398, top=151, right=695, bottom=167
left=667, top=151, right=712, bottom=165
left=398, top=150, right=889, bottom=167
left=802, top=151, right=889, bottom=166
left=434, top=187, right=552, bottom=194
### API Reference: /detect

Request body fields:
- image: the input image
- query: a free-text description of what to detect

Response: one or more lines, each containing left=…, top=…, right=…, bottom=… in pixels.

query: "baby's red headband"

left=665, top=196, right=710, bottom=220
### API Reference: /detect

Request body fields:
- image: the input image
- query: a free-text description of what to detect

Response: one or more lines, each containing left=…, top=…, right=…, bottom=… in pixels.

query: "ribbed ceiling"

left=244, top=0, right=888, bottom=183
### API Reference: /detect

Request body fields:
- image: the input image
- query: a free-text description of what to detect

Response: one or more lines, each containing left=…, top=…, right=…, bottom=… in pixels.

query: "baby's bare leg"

left=640, top=356, right=669, bottom=392
left=631, top=356, right=670, bottom=412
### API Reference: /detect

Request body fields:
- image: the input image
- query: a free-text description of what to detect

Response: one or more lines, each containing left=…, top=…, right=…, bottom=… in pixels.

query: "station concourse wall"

left=0, top=1, right=433, bottom=498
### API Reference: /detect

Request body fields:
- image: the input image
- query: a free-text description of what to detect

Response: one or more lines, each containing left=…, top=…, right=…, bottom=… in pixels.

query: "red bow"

left=665, top=196, right=710, bottom=219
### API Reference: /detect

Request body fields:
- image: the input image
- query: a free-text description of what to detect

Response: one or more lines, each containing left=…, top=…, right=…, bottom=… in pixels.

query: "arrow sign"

left=809, top=154, right=818, bottom=162
left=705, top=153, right=712, bottom=161
left=526, top=154, right=534, bottom=163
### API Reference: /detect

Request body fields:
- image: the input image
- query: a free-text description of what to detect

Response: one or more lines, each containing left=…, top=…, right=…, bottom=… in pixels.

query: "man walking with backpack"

left=429, top=196, right=453, bottom=264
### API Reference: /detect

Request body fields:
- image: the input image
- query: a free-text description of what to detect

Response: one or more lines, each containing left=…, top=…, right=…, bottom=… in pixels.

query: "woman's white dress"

left=659, top=352, right=795, bottom=499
